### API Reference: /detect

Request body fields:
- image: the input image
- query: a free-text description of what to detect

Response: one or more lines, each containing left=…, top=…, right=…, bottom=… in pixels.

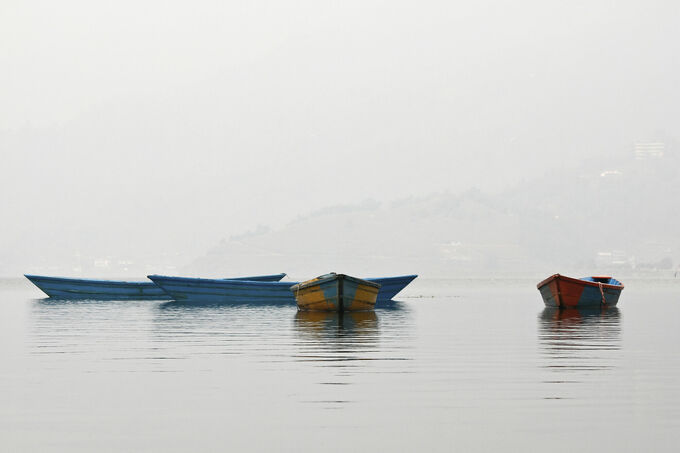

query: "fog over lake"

left=2, top=2, right=680, bottom=452
left=2, top=1, right=679, bottom=278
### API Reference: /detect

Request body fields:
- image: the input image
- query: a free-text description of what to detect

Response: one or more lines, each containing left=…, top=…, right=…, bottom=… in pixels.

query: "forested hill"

left=188, top=147, right=680, bottom=279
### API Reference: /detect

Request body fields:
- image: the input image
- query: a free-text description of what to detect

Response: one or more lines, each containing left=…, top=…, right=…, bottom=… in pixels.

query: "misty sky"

left=1, top=1, right=678, bottom=273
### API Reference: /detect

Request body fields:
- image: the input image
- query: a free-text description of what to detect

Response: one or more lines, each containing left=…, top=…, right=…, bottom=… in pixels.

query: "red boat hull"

left=537, top=274, right=624, bottom=308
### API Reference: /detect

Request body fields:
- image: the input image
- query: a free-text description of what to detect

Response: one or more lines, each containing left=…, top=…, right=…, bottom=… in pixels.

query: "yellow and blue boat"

left=291, top=273, right=381, bottom=312
left=148, top=274, right=416, bottom=305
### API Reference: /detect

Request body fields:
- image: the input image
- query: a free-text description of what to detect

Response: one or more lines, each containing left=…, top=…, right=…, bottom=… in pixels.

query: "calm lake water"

left=1, top=277, right=679, bottom=452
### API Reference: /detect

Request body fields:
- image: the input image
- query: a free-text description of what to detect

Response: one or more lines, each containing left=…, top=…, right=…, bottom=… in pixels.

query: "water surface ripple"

left=1, top=279, right=679, bottom=452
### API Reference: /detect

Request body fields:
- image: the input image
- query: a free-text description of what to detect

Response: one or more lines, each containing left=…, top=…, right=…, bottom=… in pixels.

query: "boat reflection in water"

left=538, top=306, right=622, bottom=394
left=292, top=311, right=386, bottom=409
left=294, top=310, right=379, bottom=341
left=293, top=310, right=381, bottom=364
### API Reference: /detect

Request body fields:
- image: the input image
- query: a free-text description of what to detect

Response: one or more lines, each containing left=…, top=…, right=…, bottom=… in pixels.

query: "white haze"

left=1, top=1, right=679, bottom=277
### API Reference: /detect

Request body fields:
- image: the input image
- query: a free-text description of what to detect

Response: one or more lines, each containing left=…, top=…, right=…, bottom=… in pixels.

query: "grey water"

left=1, top=278, right=679, bottom=452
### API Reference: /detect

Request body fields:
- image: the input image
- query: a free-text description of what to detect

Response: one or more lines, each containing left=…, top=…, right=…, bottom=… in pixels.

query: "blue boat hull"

left=147, top=274, right=417, bottom=305
left=25, top=273, right=287, bottom=300
left=370, top=275, right=418, bottom=301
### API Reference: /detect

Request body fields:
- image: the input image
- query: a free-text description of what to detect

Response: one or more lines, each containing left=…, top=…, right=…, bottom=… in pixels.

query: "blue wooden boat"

left=291, top=273, right=381, bottom=311
left=24, top=273, right=287, bottom=300
left=147, top=274, right=417, bottom=305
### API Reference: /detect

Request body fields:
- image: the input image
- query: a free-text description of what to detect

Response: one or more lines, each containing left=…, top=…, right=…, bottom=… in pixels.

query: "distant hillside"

left=186, top=145, right=680, bottom=279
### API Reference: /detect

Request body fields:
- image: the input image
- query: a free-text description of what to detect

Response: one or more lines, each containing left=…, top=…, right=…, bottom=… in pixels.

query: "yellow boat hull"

left=291, top=273, right=380, bottom=312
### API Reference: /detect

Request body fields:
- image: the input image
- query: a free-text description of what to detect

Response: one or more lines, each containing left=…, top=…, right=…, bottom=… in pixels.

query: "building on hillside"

left=595, top=250, right=631, bottom=268
left=600, top=170, right=622, bottom=178
left=634, top=142, right=665, bottom=160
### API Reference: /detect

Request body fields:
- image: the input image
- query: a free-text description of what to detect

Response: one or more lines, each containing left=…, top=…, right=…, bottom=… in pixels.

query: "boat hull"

left=537, top=274, right=623, bottom=308
left=292, top=274, right=380, bottom=312
left=25, top=273, right=286, bottom=300
left=148, top=274, right=417, bottom=304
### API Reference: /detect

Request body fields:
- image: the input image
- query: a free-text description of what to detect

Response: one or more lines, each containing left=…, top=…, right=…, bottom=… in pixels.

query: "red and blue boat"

left=537, top=274, right=624, bottom=308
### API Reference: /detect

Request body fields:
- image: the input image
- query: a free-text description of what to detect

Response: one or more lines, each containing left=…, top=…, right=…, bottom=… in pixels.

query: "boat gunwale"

left=290, top=273, right=381, bottom=292
left=146, top=274, right=287, bottom=285
left=361, top=274, right=418, bottom=283
left=149, top=274, right=413, bottom=288
left=536, top=273, right=624, bottom=290
left=25, top=274, right=157, bottom=287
